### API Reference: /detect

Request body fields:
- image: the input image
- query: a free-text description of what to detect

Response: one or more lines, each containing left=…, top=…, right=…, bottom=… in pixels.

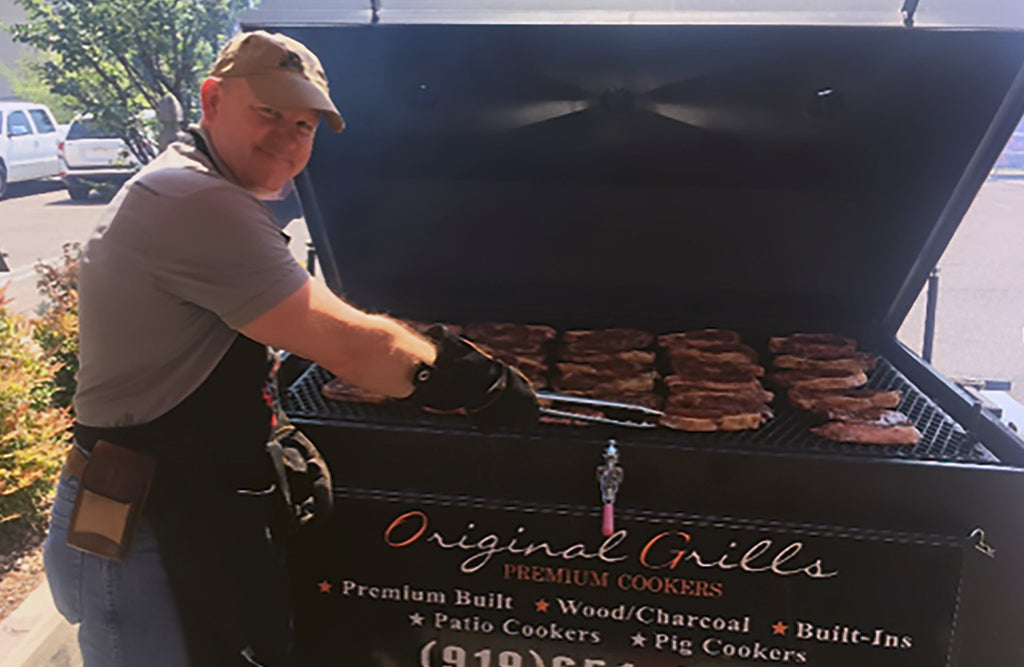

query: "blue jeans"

left=43, top=468, right=191, bottom=666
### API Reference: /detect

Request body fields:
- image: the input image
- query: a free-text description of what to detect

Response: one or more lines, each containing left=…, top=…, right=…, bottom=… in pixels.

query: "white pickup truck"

left=0, top=101, right=62, bottom=199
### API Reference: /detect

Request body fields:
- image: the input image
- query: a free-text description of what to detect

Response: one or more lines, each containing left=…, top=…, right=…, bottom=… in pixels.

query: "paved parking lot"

left=0, top=180, right=104, bottom=316
left=897, top=178, right=1024, bottom=404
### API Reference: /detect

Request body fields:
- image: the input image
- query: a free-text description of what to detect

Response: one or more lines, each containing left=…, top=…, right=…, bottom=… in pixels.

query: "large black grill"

left=282, top=355, right=997, bottom=465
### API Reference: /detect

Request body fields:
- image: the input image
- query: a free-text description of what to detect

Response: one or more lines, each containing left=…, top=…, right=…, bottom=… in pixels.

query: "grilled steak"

left=558, top=349, right=656, bottom=366
left=665, top=392, right=774, bottom=418
left=556, top=355, right=654, bottom=379
left=464, top=322, right=556, bottom=344
left=768, top=368, right=868, bottom=390
left=475, top=344, right=546, bottom=370
left=664, top=375, right=775, bottom=401
left=810, top=406, right=920, bottom=445
left=668, top=386, right=776, bottom=404
left=773, top=352, right=877, bottom=373
left=669, top=358, right=765, bottom=379
left=561, top=328, right=655, bottom=354
left=658, top=329, right=742, bottom=348
left=668, top=343, right=760, bottom=367
left=769, top=332, right=857, bottom=357
left=810, top=420, right=921, bottom=445
left=464, top=322, right=556, bottom=355
left=789, top=387, right=902, bottom=413
left=821, top=407, right=910, bottom=425
left=660, top=407, right=766, bottom=432
left=552, top=369, right=657, bottom=393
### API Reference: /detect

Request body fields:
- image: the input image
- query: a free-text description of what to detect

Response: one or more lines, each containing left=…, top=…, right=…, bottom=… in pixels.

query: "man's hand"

left=409, top=326, right=539, bottom=430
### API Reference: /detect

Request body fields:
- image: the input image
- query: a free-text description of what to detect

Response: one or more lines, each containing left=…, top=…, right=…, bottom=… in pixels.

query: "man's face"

left=200, top=77, right=319, bottom=198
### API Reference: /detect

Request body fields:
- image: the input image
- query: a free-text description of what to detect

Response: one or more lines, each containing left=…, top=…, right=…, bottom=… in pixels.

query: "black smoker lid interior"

left=270, top=22, right=1024, bottom=340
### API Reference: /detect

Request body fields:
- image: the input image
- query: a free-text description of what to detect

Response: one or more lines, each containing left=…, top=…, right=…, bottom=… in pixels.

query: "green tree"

left=8, top=0, right=256, bottom=164
left=0, top=56, right=77, bottom=123
left=33, top=243, right=83, bottom=411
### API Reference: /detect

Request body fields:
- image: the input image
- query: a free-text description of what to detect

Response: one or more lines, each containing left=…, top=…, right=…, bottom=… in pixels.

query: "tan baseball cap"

left=210, top=30, right=344, bottom=132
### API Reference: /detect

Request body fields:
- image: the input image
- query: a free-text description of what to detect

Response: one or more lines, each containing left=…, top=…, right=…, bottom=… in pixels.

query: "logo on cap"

left=280, top=50, right=304, bottom=74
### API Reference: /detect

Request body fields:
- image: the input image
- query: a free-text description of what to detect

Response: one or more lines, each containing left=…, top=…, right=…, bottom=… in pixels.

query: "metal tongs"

left=537, top=391, right=663, bottom=428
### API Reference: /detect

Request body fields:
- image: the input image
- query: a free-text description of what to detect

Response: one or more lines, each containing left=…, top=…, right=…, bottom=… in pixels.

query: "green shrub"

left=33, top=243, right=82, bottom=411
left=0, top=287, right=72, bottom=532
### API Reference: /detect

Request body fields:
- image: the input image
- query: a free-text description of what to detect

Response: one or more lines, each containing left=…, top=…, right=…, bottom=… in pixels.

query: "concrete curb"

left=0, top=581, right=81, bottom=667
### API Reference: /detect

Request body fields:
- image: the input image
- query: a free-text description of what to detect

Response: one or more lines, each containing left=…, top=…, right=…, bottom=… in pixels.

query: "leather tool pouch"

left=66, top=440, right=157, bottom=561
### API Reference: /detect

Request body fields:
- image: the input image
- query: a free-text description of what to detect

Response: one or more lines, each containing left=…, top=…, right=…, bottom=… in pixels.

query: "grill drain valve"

left=597, top=440, right=624, bottom=537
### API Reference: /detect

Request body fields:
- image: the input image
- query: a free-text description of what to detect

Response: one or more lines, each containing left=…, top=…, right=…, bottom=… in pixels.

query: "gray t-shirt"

left=74, top=129, right=310, bottom=427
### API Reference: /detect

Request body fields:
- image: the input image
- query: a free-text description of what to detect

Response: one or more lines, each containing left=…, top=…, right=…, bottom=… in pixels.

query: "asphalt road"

left=0, top=180, right=106, bottom=317
left=1, top=177, right=1021, bottom=405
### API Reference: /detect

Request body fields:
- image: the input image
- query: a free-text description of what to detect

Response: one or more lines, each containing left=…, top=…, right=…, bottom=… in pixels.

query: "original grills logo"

left=383, top=511, right=839, bottom=582
left=279, top=50, right=304, bottom=73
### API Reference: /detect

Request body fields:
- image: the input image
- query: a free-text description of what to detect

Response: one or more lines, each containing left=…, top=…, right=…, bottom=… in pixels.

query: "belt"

left=61, top=446, right=89, bottom=482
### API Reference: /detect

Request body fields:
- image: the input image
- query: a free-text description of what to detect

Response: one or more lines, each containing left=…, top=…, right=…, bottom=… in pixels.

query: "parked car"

left=58, top=115, right=147, bottom=200
left=0, top=101, right=62, bottom=199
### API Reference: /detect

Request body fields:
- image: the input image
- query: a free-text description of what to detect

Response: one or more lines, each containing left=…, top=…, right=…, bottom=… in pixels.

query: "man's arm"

left=240, top=275, right=538, bottom=429
left=239, top=276, right=435, bottom=398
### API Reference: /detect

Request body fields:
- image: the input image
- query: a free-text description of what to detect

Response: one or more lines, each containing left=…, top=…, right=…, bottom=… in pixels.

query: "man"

left=43, top=31, right=537, bottom=666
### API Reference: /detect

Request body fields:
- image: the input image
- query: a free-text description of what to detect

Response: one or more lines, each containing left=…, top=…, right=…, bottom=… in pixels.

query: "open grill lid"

left=261, top=20, right=1024, bottom=339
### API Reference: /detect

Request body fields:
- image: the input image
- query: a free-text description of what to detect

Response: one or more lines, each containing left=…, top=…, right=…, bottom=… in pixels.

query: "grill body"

left=239, top=16, right=1024, bottom=667
left=283, top=347, right=1024, bottom=666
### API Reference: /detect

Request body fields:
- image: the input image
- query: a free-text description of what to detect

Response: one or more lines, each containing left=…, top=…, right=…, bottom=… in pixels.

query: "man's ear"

left=199, top=77, right=222, bottom=122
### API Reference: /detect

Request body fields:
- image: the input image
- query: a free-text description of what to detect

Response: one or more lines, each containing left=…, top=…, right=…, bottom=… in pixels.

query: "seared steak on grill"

left=665, top=392, right=774, bottom=418
left=768, top=368, right=868, bottom=390
left=769, top=333, right=858, bottom=358
left=561, top=328, right=654, bottom=354
left=669, top=358, right=765, bottom=379
left=773, top=352, right=878, bottom=373
left=668, top=343, right=760, bottom=367
left=464, top=322, right=556, bottom=351
left=789, top=387, right=902, bottom=413
left=811, top=417, right=921, bottom=445
left=557, top=349, right=656, bottom=366
left=660, top=407, right=767, bottom=432
left=658, top=329, right=742, bottom=347
left=552, top=369, right=657, bottom=393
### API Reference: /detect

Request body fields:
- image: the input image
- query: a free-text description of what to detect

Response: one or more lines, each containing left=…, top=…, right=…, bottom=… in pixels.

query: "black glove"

left=408, top=325, right=539, bottom=431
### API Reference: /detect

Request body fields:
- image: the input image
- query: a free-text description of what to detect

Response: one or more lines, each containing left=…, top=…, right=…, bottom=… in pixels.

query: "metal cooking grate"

left=282, top=356, right=999, bottom=464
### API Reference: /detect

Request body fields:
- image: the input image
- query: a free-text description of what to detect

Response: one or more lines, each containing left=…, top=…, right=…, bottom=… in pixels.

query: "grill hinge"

left=901, top=0, right=921, bottom=28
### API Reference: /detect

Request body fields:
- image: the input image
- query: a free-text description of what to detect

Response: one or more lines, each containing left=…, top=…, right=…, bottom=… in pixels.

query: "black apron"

left=75, top=334, right=294, bottom=666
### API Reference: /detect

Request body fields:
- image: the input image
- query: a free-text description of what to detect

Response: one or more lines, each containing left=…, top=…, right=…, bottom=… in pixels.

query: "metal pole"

left=922, top=268, right=939, bottom=362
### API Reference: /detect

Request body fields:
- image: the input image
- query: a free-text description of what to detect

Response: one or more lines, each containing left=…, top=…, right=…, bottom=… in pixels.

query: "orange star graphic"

left=535, top=599, right=550, bottom=613
left=771, top=621, right=789, bottom=636
left=318, top=580, right=332, bottom=594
